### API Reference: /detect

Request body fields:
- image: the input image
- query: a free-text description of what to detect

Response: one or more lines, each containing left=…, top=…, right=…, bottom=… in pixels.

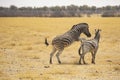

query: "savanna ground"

left=0, top=17, right=120, bottom=80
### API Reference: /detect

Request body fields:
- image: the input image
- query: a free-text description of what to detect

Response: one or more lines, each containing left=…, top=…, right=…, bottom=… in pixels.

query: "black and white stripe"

left=78, top=29, right=101, bottom=64
left=49, top=23, right=91, bottom=64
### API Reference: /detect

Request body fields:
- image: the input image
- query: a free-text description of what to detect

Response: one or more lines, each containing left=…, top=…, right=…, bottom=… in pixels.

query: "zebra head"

left=71, top=23, right=91, bottom=37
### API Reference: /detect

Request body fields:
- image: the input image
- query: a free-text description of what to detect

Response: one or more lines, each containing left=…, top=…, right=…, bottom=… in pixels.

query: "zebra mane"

left=79, top=23, right=88, bottom=25
left=71, top=23, right=88, bottom=30
left=71, top=25, right=76, bottom=30
left=94, top=29, right=101, bottom=42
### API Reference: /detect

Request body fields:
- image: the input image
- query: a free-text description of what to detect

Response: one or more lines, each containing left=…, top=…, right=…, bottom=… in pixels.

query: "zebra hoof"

left=79, top=62, right=82, bottom=65
left=84, top=63, right=88, bottom=65
left=58, top=61, right=61, bottom=64
left=92, top=61, right=95, bottom=64
left=50, top=61, right=52, bottom=64
left=92, top=62, right=95, bottom=64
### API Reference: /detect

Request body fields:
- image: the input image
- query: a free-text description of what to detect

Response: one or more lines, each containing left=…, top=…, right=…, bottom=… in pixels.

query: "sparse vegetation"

left=0, top=5, right=120, bottom=17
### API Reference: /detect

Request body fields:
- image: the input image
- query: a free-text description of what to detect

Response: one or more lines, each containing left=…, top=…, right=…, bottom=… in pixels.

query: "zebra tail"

left=79, top=38, right=86, bottom=43
left=78, top=46, right=82, bottom=56
left=45, top=38, right=49, bottom=46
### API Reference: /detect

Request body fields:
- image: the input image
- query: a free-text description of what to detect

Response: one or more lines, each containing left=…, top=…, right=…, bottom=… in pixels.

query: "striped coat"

left=79, top=29, right=101, bottom=64
left=49, top=23, right=91, bottom=64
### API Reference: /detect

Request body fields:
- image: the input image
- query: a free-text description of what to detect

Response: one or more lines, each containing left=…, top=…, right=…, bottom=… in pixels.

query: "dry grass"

left=0, top=17, right=120, bottom=80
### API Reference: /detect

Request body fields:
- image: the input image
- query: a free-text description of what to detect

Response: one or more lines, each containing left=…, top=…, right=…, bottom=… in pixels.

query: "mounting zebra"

left=45, top=23, right=91, bottom=64
left=78, top=29, right=101, bottom=64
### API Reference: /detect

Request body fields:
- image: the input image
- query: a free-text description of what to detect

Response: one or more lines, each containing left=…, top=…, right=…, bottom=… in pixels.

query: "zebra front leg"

left=50, top=47, right=57, bottom=64
left=56, top=49, right=63, bottom=64
left=91, top=50, right=97, bottom=64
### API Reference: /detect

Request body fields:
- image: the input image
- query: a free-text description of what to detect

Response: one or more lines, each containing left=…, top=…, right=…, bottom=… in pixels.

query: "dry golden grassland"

left=0, top=17, right=120, bottom=80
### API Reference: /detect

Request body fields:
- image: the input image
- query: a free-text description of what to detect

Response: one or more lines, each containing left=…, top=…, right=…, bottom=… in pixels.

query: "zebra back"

left=52, top=23, right=90, bottom=50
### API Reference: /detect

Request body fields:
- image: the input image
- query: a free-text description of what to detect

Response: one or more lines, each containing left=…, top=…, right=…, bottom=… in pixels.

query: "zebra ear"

left=99, top=29, right=102, bottom=31
left=95, top=29, right=97, bottom=32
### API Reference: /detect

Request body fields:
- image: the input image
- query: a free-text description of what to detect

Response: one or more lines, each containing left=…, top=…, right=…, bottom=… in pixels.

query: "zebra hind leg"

left=91, top=52, right=95, bottom=64
left=56, top=49, right=63, bottom=64
left=82, top=54, right=86, bottom=64
left=50, top=47, right=57, bottom=64
left=79, top=54, right=82, bottom=64
left=80, top=46, right=87, bottom=64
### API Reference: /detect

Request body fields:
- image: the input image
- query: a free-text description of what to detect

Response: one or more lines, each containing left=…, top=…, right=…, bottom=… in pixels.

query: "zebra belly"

left=52, top=36, right=73, bottom=49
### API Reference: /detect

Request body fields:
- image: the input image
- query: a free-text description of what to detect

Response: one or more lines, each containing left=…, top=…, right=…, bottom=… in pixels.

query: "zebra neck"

left=70, top=30, right=81, bottom=41
left=94, top=33, right=100, bottom=42
left=70, top=29, right=81, bottom=34
left=94, top=37, right=100, bottom=43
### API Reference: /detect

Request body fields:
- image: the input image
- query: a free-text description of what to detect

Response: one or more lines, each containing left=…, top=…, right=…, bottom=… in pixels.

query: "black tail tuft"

left=78, top=47, right=81, bottom=55
left=45, top=38, right=49, bottom=46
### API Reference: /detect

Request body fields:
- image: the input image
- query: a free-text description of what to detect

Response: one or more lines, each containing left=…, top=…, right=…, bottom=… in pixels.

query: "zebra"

left=78, top=29, right=101, bottom=64
left=46, top=23, right=91, bottom=64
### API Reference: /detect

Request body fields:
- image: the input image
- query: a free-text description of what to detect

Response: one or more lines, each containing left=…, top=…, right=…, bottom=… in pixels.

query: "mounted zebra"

left=78, top=29, right=101, bottom=64
left=45, top=23, right=91, bottom=64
